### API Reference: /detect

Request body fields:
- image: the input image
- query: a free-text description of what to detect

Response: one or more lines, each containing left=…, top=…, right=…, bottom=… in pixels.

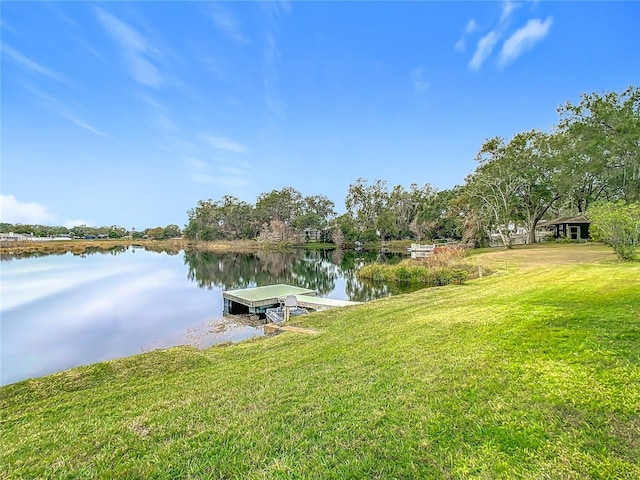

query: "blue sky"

left=2, top=1, right=638, bottom=230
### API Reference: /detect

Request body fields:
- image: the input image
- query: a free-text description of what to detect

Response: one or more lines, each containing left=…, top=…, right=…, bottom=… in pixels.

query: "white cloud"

left=190, top=172, right=217, bottom=186
left=209, top=5, right=249, bottom=45
left=2, top=45, right=69, bottom=84
left=469, top=31, right=501, bottom=71
left=23, top=84, right=108, bottom=138
left=186, top=156, right=249, bottom=190
left=94, top=7, right=164, bottom=88
left=411, top=67, right=430, bottom=94
left=204, top=135, right=248, bottom=155
left=455, top=18, right=479, bottom=53
left=501, top=1, right=521, bottom=23
left=0, top=194, right=56, bottom=224
left=127, top=55, right=164, bottom=88
left=499, top=17, right=553, bottom=67
left=59, top=111, right=109, bottom=138
left=189, top=171, right=248, bottom=189
left=186, top=157, right=208, bottom=171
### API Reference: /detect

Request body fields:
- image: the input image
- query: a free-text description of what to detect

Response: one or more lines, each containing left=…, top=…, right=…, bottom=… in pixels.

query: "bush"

left=357, top=257, right=479, bottom=288
left=588, top=201, right=640, bottom=260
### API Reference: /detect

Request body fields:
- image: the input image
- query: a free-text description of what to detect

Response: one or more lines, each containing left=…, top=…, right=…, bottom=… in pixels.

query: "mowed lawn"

left=1, top=244, right=638, bottom=479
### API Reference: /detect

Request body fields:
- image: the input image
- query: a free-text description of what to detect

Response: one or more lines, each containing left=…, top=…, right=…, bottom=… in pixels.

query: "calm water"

left=1, top=247, right=407, bottom=385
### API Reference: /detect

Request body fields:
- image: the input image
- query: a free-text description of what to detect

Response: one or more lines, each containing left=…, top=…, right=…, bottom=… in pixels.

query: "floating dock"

left=223, top=284, right=316, bottom=315
left=222, top=284, right=360, bottom=316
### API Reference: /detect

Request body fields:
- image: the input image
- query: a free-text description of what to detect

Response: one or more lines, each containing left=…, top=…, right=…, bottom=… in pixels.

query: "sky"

left=1, top=1, right=638, bottom=230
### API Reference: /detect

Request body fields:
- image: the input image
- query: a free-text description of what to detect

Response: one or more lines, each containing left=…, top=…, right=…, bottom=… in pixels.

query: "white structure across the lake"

left=408, top=243, right=436, bottom=259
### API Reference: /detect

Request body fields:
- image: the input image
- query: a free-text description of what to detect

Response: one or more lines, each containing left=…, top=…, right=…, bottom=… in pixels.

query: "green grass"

left=1, top=245, right=639, bottom=479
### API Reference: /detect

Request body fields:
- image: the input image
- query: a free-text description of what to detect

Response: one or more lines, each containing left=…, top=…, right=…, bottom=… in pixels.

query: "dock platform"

left=222, top=284, right=361, bottom=316
left=223, top=284, right=316, bottom=315
left=294, top=295, right=361, bottom=311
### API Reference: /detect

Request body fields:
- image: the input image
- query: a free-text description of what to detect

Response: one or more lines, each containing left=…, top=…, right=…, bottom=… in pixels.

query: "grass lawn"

left=1, top=244, right=638, bottom=479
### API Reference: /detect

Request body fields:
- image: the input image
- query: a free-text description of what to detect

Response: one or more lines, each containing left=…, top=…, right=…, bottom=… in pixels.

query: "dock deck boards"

left=294, top=295, right=361, bottom=310
left=223, top=284, right=361, bottom=316
left=223, top=284, right=316, bottom=309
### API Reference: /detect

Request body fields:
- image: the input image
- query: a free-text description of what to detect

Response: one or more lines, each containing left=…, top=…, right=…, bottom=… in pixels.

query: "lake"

left=1, top=246, right=409, bottom=386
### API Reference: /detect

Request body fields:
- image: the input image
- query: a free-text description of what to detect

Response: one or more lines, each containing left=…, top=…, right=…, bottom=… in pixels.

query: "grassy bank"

left=1, top=245, right=639, bottom=478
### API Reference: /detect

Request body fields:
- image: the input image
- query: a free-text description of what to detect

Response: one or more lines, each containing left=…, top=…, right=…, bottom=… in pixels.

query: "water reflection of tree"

left=141, top=244, right=181, bottom=255
left=183, top=250, right=337, bottom=294
left=182, top=248, right=415, bottom=301
left=3, top=245, right=414, bottom=303
left=0, top=245, right=131, bottom=261
left=0, top=250, right=69, bottom=262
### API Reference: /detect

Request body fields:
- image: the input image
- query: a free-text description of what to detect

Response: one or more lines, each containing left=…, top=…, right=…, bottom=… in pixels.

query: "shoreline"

left=0, top=238, right=337, bottom=256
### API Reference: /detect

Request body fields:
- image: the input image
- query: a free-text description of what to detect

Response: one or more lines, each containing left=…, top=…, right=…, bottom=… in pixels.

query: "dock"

left=222, top=284, right=361, bottom=316
left=223, top=284, right=316, bottom=315
left=408, top=243, right=436, bottom=259
left=293, top=295, right=360, bottom=311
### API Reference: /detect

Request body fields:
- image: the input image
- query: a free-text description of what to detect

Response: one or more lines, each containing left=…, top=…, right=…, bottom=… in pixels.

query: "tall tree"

left=556, top=86, right=640, bottom=210
left=465, top=154, right=525, bottom=247
left=255, top=187, right=304, bottom=226
left=510, top=130, right=563, bottom=243
left=466, top=131, right=564, bottom=245
left=345, top=178, right=388, bottom=238
left=294, top=194, right=336, bottom=230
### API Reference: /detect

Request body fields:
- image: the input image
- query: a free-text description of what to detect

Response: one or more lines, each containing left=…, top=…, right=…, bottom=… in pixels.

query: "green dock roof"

left=222, top=284, right=316, bottom=308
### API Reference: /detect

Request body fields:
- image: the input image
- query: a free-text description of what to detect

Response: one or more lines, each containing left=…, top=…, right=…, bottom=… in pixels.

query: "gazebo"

left=537, top=216, right=591, bottom=242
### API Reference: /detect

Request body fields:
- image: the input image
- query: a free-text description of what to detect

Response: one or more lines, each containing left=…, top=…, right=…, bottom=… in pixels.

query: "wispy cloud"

left=455, top=18, right=479, bottom=52
left=139, top=95, right=178, bottom=134
left=94, top=7, right=164, bottom=88
left=0, top=194, right=56, bottom=224
left=216, top=165, right=250, bottom=189
left=190, top=172, right=217, bottom=186
left=469, top=31, right=501, bottom=71
left=2, top=44, right=69, bottom=84
left=499, top=17, right=553, bottom=67
left=501, top=1, right=521, bottom=23
left=204, top=135, right=248, bottom=155
left=59, top=111, right=109, bottom=138
left=261, top=3, right=291, bottom=126
left=187, top=158, right=249, bottom=189
left=454, top=38, right=466, bottom=53
left=463, top=2, right=550, bottom=71
left=186, top=157, right=208, bottom=171
left=455, top=18, right=480, bottom=53
left=25, top=85, right=109, bottom=138
left=466, top=18, right=479, bottom=34
left=411, top=67, right=430, bottom=94
left=208, top=4, right=249, bottom=45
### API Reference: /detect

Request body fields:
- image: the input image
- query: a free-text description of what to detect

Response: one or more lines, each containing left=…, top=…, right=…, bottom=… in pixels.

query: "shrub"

left=357, top=256, right=480, bottom=288
left=588, top=201, right=640, bottom=260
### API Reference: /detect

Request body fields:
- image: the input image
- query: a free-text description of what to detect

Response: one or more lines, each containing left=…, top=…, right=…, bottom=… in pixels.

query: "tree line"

left=185, top=86, right=638, bottom=247
left=4, top=86, right=636, bottom=250
left=0, top=223, right=182, bottom=240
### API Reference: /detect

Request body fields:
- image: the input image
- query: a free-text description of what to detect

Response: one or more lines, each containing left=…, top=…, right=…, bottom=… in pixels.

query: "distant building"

left=303, top=228, right=323, bottom=242
left=0, top=232, right=32, bottom=242
left=536, top=216, right=591, bottom=242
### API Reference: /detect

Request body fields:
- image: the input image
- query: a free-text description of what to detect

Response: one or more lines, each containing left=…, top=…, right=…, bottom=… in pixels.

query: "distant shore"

left=0, top=238, right=264, bottom=256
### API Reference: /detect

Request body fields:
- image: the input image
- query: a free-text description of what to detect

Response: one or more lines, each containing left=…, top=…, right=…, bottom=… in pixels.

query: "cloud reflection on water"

left=0, top=250, right=261, bottom=385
